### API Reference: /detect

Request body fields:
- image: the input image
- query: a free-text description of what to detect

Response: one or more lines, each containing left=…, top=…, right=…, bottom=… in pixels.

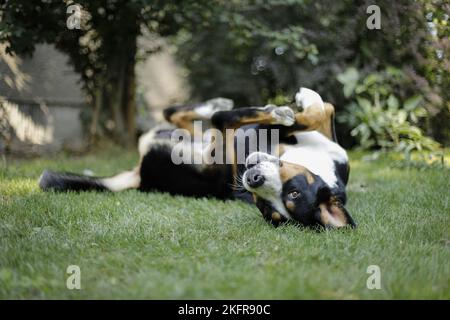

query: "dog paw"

left=270, top=106, right=295, bottom=126
left=262, top=104, right=277, bottom=112
left=195, top=98, right=234, bottom=118
left=295, top=87, right=325, bottom=111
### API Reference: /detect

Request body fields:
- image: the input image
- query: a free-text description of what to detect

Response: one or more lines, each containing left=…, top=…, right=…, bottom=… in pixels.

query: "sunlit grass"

left=0, top=149, right=449, bottom=299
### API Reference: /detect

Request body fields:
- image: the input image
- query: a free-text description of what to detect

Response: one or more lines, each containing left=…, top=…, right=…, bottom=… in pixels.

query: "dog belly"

left=280, top=131, right=348, bottom=188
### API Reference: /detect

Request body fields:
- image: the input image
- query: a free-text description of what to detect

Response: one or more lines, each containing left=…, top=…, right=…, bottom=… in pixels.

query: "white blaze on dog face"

left=243, top=152, right=290, bottom=220
left=244, top=161, right=282, bottom=197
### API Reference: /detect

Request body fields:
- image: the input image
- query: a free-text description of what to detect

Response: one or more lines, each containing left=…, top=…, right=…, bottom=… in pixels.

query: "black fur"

left=139, top=144, right=232, bottom=199
left=255, top=197, right=287, bottom=227
left=39, top=170, right=107, bottom=192
left=330, top=112, right=338, bottom=143
left=333, top=160, right=350, bottom=186
left=281, top=174, right=354, bottom=228
left=281, top=174, right=324, bottom=226
left=212, top=108, right=264, bottom=130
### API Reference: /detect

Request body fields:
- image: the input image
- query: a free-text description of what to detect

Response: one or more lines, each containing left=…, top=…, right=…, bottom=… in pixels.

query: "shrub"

left=337, top=67, right=441, bottom=156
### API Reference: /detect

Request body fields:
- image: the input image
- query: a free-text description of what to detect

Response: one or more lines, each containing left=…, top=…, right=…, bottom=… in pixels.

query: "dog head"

left=242, top=152, right=355, bottom=229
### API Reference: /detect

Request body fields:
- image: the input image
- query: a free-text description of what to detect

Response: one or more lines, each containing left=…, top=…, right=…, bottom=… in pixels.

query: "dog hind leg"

left=39, top=168, right=140, bottom=192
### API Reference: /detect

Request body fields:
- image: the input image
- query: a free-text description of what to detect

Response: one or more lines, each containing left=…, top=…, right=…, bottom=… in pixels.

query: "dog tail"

left=38, top=169, right=140, bottom=192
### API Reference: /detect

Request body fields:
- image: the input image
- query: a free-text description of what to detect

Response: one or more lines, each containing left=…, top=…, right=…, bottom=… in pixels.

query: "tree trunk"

left=89, top=86, right=103, bottom=144
left=104, top=34, right=138, bottom=146
left=88, top=5, right=139, bottom=147
left=109, top=60, right=126, bottom=144
left=122, top=36, right=138, bottom=146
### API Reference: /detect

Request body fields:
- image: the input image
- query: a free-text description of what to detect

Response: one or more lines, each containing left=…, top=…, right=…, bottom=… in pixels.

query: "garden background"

left=0, top=0, right=449, bottom=299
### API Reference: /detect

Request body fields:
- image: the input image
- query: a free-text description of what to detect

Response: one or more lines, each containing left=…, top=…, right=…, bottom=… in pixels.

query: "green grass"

left=0, top=147, right=449, bottom=299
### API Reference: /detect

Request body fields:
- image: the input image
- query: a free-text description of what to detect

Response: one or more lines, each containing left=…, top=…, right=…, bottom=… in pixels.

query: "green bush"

left=337, top=67, right=441, bottom=155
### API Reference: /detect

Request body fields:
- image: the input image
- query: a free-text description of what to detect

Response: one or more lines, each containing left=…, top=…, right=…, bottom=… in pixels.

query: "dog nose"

left=246, top=169, right=265, bottom=188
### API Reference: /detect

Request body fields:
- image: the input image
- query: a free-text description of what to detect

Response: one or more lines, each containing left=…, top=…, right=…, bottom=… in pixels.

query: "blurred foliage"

left=0, top=0, right=448, bottom=149
left=173, top=0, right=450, bottom=147
left=173, top=0, right=317, bottom=106
left=0, top=0, right=219, bottom=144
left=337, top=67, right=441, bottom=154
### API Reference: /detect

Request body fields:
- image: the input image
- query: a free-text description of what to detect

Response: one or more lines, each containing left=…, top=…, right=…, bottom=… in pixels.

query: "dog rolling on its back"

left=38, top=88, right=356, bottom=229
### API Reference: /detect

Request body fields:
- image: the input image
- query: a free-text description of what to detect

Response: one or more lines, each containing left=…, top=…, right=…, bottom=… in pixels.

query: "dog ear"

left=315, top=187, right=356, bottom=228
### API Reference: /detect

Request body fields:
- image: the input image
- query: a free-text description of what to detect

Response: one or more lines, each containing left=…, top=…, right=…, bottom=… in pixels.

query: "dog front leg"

left=211, top=105, right=296, bottom=130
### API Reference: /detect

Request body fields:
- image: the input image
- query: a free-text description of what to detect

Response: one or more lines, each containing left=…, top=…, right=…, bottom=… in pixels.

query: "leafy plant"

left=337, top=67, right=441, bottom=157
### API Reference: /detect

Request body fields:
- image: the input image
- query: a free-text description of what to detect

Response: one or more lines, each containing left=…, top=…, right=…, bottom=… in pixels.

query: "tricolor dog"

left=39, top=87, right=356, bottom=229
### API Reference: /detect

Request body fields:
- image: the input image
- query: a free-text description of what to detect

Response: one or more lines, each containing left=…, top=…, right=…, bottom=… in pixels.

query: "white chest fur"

left=280, top=131, right=348, bottom=188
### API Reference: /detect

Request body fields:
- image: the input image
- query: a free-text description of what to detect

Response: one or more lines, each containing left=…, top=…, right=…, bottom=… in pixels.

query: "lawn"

left=0, top=147, right=449, bottom=299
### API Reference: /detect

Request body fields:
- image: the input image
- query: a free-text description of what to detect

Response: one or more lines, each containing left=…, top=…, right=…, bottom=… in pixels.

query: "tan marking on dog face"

left=279, top=161, right=314, bottom=184
left=271, top=212, right=282, bottom=222
left=285, top=200, right=295, bottom=211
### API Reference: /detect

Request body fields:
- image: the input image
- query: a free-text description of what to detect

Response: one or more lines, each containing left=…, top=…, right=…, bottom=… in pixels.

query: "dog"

left=39, top=87, right=356, bottom=229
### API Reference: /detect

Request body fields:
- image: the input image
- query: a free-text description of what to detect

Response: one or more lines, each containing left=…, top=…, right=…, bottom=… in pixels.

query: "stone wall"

left=0, top=43, right=85, bottom=155
left=0, top=35, right=190, bottom=155
left=0, top=100, right=84, bottom=154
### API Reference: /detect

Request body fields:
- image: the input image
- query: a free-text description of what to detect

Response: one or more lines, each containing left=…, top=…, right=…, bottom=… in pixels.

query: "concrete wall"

left=0, top=44, right=85, bottom=104
left=0, top=35, right=189, bottom=155
left=0, top=43, right=85, bottom=155
left=0, top=100, right=84, bottom=154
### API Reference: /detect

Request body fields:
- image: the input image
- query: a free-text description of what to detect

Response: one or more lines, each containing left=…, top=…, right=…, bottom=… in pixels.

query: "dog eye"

left=288, top=191, right=300, bottom=199
left=246, top=162, right=256, bottom=169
